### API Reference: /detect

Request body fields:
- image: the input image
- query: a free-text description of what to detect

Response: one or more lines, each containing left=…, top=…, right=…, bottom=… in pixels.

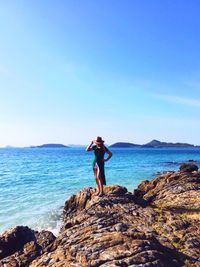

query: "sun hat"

left=94, top=136, right=104, bottom=144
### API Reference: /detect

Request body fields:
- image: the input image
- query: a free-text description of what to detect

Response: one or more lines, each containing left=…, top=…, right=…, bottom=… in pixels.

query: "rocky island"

left=110, top=139, right=196, bottom=148
left=142, top=140, right=195, bottom=148
left=31, top=144, right=69, bottom=148
left=110, top=142, right=141, bottom=148
left=0, top=163, right=200, bottom=266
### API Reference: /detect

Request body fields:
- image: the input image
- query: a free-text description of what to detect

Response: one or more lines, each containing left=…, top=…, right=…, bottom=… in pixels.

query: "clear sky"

left=0, top=0, right=200, bottom=146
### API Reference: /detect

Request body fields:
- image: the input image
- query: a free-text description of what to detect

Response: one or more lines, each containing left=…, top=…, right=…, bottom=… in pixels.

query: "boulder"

left=0, top=226, right=35, bottom=260
left=0, top=226, right=56, bottom=266
left=179, top=163, right=198, bottom=172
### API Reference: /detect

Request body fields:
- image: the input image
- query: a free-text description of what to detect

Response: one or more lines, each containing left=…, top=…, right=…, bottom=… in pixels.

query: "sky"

left=0, top=0, right=200, bottom=146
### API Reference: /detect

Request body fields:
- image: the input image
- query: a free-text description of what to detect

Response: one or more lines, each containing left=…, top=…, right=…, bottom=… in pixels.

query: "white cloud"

left=155, top=94, right=200, bottom=108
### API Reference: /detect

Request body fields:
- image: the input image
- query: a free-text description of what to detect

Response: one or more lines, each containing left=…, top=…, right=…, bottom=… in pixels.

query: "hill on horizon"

left=110, top=139, right=196, bottom=148
left=30, top=143, right=69, bottom=148
left=110, top=142, right=140, bottom=148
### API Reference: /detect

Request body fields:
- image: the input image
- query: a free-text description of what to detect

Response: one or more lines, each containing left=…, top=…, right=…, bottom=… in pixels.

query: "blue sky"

left=0, top=0, right=200, bottom=146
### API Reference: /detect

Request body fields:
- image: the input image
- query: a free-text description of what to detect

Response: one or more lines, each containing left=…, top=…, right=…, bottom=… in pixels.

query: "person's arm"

left=86, top=141, right=94, bottom=152
left=104, top=147, right=112, bottom=161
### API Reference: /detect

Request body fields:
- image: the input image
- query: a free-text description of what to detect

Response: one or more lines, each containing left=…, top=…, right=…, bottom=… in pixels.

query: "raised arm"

left=86, top=140, right=94, bottom=152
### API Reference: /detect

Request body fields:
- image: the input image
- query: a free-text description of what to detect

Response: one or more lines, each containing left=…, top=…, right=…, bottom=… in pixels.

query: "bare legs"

left=93, top=166, right=104, bottom=196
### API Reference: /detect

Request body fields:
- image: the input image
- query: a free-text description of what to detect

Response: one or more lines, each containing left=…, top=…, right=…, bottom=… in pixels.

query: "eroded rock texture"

left=1, top=170, right=200, bottom=266
left=135, top=171, right=200, bottom=267
left=0, top=226, right=56, bottom=266
left=179, top=163, right=198, bottom=173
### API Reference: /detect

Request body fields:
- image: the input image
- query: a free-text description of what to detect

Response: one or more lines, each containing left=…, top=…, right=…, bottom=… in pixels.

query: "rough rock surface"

left=179, top=163, right=198, bottom=173
left=135, top=171, right=200, bottom=266
left=0, top=226, right=56, bottom=266
left=1, top=170, right=200, bottom=266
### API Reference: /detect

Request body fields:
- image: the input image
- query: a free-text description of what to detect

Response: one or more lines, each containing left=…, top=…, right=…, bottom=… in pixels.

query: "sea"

left=0, top=147, right=200, bottom=235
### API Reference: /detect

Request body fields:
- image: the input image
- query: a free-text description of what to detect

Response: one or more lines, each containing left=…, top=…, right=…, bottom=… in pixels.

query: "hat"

left=94, top=136, right=104, bottom=144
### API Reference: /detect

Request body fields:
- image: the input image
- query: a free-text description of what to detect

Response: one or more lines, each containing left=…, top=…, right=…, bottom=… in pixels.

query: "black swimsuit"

left=92, top=145, right=108, bottom=185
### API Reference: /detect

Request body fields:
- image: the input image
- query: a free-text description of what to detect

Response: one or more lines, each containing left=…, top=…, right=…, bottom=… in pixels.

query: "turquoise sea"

left=0, top=147, right=200, bottom=235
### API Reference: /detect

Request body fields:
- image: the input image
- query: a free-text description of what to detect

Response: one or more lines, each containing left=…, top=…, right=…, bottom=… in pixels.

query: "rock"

left=1, top=172, right=200, bottom=266
left=30, top=185, right=181, bottom=266
left=136, top=171, right=200, bottom=266
left=0, top=226, right=35, bottom=259
left=179, top=163, right=198, bottom=172
left=0, top=226, right=56, bottom=266
left=114, top=223, right=128, bottom=232
left=35, top=230, right=56, bottom=252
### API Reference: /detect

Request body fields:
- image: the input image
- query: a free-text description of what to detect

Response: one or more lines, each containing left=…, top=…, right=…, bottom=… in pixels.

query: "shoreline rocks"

left=1, top=169, right=200, bottom=266
left=179, top=163, right=198, bottom=173
left=0, top=226, right=56, bottom=266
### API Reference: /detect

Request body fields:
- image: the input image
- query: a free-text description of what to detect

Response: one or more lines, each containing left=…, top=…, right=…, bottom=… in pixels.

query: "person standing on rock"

left=86, top=136, right=112, bottom=196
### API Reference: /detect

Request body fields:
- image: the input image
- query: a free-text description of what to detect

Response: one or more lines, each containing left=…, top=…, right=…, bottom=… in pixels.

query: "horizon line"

left=0, top=139, right=199, bottom=148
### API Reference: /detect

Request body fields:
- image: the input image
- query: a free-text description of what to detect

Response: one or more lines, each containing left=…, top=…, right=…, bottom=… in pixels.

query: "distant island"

left=110, top=139, right=196, bottom=148
left=2, top=140, right=199, bottom=149
left=142, top=139, right=194, bottom=148
left=30, top=144, right=69, bottom=148
left=110, top=142, right=141, bottom=148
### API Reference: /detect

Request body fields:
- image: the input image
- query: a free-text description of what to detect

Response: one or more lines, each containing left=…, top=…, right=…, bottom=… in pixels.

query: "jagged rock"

left=0, top=226, right=35, bottom=260
left=35, top=230, right=56, bottom=252
left=136, top=171, right=200, bottom=266
left=179, top=163, right=198, bottom=172
left=1, top=172, right=200, bottom=266
left=0, top=226, right=56, bottom=266
left=31, top=185, right=181, bottom=266
left=137, top=171, right=200, bottom=210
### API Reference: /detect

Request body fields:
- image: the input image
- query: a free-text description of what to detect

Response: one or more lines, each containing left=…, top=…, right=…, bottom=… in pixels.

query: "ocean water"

left=0, top=147, right=200, bottom=235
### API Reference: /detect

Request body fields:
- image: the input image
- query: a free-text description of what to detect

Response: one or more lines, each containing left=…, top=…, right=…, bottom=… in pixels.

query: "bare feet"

left=98, top=192, right=104, bottom=197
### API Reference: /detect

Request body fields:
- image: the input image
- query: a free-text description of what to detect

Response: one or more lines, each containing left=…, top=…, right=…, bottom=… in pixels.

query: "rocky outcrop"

left=135, top=171, right=200, bottom=266
left=1, top=170, right=200, bottom=266
left=179, top=163, right=198, bottom=173
left=31, top=185, right=179, bottom=267
left=0, top=226, right=56, bottom=266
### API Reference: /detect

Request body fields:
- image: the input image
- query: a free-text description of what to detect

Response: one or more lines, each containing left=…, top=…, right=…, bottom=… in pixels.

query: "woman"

left=86, top=136, right=112, bottom=196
